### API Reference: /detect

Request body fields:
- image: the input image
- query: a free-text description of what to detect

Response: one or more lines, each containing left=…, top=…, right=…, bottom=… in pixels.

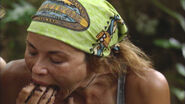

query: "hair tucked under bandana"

left=27, top=0, right=128, bottom=56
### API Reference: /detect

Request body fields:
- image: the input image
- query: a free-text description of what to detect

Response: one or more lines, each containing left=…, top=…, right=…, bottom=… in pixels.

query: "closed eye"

left=26, top=40, right=38, bottom=56
left=26, top=40, right=37, bottom=49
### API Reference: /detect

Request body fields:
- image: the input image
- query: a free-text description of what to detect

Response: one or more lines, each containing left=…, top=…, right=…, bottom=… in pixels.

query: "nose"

left=32, top=60, right=48, bottom=75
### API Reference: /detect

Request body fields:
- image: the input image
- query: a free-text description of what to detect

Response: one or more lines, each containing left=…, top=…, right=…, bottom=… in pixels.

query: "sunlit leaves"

left=151, top=0, right=185, bottom=32
left=1, top=0, right=36, bottom=24
left=154, top=38, right=182, bottom=49
left=171, top=87, right=185, bottom=102
left=182, top=44, right=185, bottom=58
left=180, top=0, right=185, bottom=10
left=154, top=38, right=185, bottom=61
left=176, top=63, right=185, bottom=77
left=0, top=6, right=6, bottom=19
left=136, top=13, right=158, bottom=35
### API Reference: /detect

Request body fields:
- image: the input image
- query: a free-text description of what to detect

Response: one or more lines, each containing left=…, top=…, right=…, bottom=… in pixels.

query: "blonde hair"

left=86, top=37, right=153, bottom=78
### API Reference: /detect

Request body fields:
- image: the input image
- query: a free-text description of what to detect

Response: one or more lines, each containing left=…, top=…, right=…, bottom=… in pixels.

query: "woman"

left=0, top=0, right=170, bottom=104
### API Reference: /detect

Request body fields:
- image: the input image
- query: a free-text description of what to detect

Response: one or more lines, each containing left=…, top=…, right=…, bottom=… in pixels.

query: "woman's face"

left=25, top=32, right=88, bottom=97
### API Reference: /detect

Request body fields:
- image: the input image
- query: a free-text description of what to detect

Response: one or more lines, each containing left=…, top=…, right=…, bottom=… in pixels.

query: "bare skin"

left=0, top=32, right=170, bottom=104
left=0, top=57, right=6, bottom=70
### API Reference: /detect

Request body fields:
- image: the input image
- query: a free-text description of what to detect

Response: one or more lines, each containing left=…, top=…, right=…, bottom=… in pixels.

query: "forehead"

left=27, top=32, right=82, bottom=54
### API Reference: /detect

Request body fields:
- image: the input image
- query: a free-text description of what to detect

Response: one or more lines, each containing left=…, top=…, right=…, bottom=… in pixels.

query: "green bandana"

left=27, top=0, right=128, bottom=56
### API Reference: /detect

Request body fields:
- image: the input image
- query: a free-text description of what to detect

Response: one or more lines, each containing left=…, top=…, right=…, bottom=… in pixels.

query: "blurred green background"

left=0, top=0, right=184, bottom=103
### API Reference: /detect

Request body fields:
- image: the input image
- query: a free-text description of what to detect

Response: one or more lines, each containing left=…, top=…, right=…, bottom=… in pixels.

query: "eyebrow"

left=26, top=40, right=69, bottom=56
left=48, top=51, right=68, bottom=56
left=26, top=40, right=36, bottom=49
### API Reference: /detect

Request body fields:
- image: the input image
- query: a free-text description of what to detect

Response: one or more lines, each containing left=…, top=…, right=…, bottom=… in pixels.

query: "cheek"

left=48, top=63, right=73, bottom=80
left=48, top=63, right=87, bottom=86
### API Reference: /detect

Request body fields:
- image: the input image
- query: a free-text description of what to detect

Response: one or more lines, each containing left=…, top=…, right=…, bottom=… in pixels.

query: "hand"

left=68, top=97, right=74, bottom=104
left=16, top=83, right=57, bottom=104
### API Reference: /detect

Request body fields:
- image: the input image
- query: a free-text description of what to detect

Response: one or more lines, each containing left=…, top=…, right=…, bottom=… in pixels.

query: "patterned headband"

left=27, top=0, right=128, bottom=56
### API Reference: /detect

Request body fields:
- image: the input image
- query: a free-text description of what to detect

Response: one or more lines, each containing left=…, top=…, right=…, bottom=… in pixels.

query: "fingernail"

left=41, top=68, right=48, bottom=74
left=68, top=97, right=74, bottom=104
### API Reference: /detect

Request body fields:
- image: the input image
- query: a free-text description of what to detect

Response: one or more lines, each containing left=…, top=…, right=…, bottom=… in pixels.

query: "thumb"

left=68, top=97, right=74, bottom=104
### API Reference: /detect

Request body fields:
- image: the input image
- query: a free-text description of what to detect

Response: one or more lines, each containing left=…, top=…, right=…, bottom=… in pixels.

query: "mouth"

left=31, top=78, right=60, bottom=91
left=32, top=78, right=49, bottom=86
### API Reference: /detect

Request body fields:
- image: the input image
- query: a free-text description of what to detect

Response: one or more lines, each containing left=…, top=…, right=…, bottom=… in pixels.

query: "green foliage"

left=180, top=0, right=185, bottom=10
left=154, top=38, right=182, bottom=49
left=182, top=44, right=185, bottom=58
left=0, top=6, right=6, bottom=19
left=151, top=0, right=185, bottom=32
left=171, top=87, right=185, bottom=102
left=151, top=0, right=185, bottom=103
left=0, top=0, right=35, bottom=60
left=136, top=13, right=158, bottom=35
left=0, top=0, right=36, bottom=25
left=176, top=63, right=185, bottom=77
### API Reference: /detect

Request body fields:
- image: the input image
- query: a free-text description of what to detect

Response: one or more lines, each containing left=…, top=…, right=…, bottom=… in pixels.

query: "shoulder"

left=0, top=59, right=31, bottom=83
left=0, top=57, right=6, bottom=71
left=137, top=69, right=169, bottom=92
left=0, top=59, right=31, bottom=89
left=125, top=69, right=170, bottom=104
left=0, top=59, right=31, bottom=104
left=1, top=59, right=29, bottom=77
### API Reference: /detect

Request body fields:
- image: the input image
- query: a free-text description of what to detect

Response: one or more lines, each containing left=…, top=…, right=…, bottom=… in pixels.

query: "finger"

left=39, top=88, right=54, bottom=104
left=16, top=83, right=35, bottom=104
left=47, top=90, right=57, bottom=104
left=26, top=86, right=47, bottom=104
left=68, top=97, right=74, bottom=104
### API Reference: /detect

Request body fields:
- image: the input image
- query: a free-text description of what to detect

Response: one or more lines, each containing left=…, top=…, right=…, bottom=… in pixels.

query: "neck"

left=73, top=73, right=118, bottom=104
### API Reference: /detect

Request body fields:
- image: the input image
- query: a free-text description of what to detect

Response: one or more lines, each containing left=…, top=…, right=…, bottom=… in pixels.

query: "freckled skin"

left=0, top=32, right=170, bottom=104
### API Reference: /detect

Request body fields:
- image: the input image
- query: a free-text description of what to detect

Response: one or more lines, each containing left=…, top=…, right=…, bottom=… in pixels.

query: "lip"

left=32, top=78, right=49, bottom=86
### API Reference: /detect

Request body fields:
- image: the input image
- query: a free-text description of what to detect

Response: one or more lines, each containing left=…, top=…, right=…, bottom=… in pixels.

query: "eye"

left=50, top=58, right=63, bottom=64
left=28, top=51, right=37, bottom=56
left=49, top=56, right=64, bottom=64
left=26, top=43, right=38, bottom=57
